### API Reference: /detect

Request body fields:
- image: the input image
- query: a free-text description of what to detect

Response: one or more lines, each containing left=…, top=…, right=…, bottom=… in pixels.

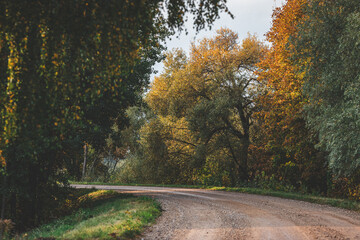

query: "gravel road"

left=72, top=184, right=360, bottom=240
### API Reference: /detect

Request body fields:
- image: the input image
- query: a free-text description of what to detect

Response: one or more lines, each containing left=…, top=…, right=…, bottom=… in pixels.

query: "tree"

left=143, top=49, right=198, bottom=183
left=144, top=29, right=267, bottom=184
left=104, top=104, right=156, bottom=183
left=254, top=0, right=328, bottom=191
left=0, top=0, right=232, bottom=229
left=294, top=0, right=360, bottom=176
left=187, top=30, right=267, bottom=183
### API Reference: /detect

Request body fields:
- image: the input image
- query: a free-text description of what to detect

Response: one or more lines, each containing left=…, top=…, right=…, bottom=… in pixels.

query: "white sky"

left=152, top=0, right=285, bottom=77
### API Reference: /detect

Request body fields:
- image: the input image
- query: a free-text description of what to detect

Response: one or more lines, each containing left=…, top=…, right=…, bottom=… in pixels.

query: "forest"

left=0, top=0, right=359, bottom=234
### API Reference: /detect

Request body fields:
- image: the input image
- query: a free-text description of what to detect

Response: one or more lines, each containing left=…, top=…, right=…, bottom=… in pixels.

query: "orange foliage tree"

left=254, top=0, right=328, bottom=192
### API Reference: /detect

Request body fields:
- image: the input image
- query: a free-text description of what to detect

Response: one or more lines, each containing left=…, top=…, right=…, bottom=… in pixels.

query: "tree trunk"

left=239, top=139, right=249, bottom=181
left=0, top=174, right=7, bottom=240
left=82, top=143, right=87, bottom=180
left=1, top=174, right=6, bottom=220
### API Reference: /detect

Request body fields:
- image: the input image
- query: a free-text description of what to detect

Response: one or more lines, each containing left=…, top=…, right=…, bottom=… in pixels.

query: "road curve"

left=72, top=184, right=360, bottom=240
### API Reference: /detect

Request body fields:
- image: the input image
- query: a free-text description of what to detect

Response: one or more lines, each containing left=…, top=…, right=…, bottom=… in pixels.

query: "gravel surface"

left=72, top=184, right=360, bottom=240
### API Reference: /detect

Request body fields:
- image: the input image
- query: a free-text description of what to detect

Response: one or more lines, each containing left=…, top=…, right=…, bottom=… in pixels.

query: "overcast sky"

left=153, top=0, right=284, bottom=77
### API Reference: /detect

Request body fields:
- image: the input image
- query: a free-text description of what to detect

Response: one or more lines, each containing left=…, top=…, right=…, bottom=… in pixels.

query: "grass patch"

left=70, top=181, right=206, bottom=189
left=24, top=190, right=161, bottom=240
left=72, top=181, right=360, bottom=212
left=206, top=186, right=360, bottom=211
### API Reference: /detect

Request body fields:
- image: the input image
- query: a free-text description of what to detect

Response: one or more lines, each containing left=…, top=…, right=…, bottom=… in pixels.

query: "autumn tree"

left=142, top=49, right=198, bottom=183
left=187, top=30, right=267, bottom=183
left=0, top=0, right=231, bottom=229
left=254, top=0, right=328, bottom=191
left=144, top=29, right=267, bottom=184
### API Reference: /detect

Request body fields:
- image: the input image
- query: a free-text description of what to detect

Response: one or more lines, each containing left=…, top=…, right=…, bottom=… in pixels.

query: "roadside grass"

left=70, top=181, right=206, bottom=189
left=206, top=186, right=360, bottom=211
left=24, top=190, right=161, bottom=240
left=71, top=181, right=360, bottom=212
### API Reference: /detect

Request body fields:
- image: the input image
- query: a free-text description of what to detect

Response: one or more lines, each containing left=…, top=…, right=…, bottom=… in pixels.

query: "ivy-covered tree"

left=0, top=0, right=231, bottom=230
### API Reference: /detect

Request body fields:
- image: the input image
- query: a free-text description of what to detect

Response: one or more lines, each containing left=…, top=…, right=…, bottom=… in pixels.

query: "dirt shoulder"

left=72, top=185, right=360, bottom=240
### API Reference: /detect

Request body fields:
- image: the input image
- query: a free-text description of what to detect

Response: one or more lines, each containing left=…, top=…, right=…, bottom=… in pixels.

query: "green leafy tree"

left=294, top=0, right=360, bottom=176
left=0, top=0, right=231, bottom=229
left=106, top=104, right=155, bottom=183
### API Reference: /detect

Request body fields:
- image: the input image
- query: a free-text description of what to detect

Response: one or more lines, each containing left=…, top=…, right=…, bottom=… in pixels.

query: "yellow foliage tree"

left=144, top=28, right=267, bottom=184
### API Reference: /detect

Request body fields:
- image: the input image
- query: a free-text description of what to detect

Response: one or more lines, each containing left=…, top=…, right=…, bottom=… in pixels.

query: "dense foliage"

left=293, top=0, right=360, bottom=199
left=294, top=0, right=360, bottom=177
left=121, top=29, right=266, bottom=185
left=0, top=0, right=231, bottom=231
left=114, top=0, right=360, bottom=200
left=2, top=0, right=360, bottom=233
left=255, top=0, right=360, bottom=195
left=254, top=0, right=328, bottom=193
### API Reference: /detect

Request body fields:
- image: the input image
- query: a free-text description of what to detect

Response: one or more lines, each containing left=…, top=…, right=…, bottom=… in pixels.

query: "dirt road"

left=72, top=184, right=360, bottom=240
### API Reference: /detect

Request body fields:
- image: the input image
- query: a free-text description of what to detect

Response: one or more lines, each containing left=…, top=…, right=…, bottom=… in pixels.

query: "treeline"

left=0, top=0, right=231, bottom=232
left=1, top=0, right=359, bottom=233
left=113, top=0, right=360, bottom=200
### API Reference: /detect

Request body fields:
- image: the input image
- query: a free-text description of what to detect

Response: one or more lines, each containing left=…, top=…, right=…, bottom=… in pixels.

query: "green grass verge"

left=206, top=186, right=360, bottom=211
left=24, top=190, right=161, bottom=240
left=71, top=181, right=360, bottom=212
left=70, top=181, right=207, bottom=189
